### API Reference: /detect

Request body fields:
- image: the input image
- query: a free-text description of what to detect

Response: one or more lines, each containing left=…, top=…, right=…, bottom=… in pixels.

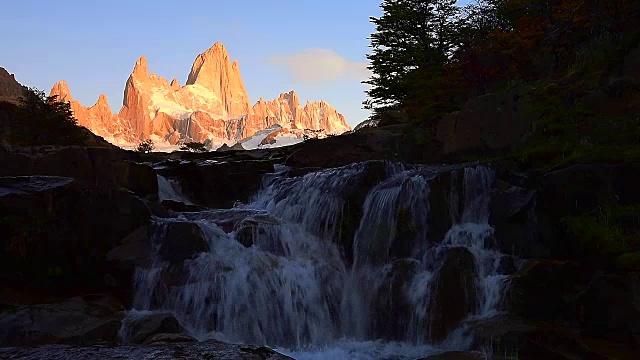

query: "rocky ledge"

left=0, top=342, right=292, bottom=360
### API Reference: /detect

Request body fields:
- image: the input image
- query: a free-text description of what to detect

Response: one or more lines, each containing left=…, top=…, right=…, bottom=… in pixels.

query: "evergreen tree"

left=363, top=0, right=460, bottom=120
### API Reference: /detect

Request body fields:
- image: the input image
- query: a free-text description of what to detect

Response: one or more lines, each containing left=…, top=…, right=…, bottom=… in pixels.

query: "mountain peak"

left=96, top=94, right=109, bottom=106
left=132, top=56, right=149, bottom=80
left=50, top=80, right=72, bottom=102
left=170, top=77, right=180, bottom=89
left=186, top=41, right=251, bottom=116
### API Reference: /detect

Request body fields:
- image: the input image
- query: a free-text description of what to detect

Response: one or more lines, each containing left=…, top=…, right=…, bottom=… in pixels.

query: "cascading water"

left=157, top=174, right=191, bottom=204
left=129, top=161, right=515, bottom=359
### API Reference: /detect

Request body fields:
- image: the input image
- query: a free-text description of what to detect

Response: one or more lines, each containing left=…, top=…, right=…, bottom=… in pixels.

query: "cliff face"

left=50, top=80, right=134, bottom=143
left=50, top=42, right=351, bottom=147
left=0, top=67, right=27, bottom=104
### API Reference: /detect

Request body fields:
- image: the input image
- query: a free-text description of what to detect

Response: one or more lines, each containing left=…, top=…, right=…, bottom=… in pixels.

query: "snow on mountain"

left=50, top=42, right=351, bottom=151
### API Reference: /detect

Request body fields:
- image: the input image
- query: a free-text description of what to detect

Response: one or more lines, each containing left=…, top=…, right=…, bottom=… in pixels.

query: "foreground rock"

left=0, top=294, right=124, bottom=346
left=119, top=312, right=189, bottom=345
left=0, top=340, right=293, bottom=360
left=420, top=351, right=484, bottom=360
left=0, top=176, right=150, bottom=297
left=429, top=247, right=479, bottom=342
left=0, top=146, right=158, bottom=198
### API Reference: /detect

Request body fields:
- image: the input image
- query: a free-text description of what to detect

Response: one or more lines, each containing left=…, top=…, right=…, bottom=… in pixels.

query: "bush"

left=136, top=139, right=154, bottom=153
left=179, top=141, right=207, bottom=152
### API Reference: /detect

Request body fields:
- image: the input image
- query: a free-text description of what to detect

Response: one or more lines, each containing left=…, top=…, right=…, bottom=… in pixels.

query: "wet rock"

left=496, top=255, right=518, bottom=275
left=0, top=294, right=124, bottom=346
left=235, top=224, right=256, bottom=248
left=0, top=340, right=294, bottom=359
left=425, top=168, right=461, bottom=245
left=420, top=351, right=484, bottom=360
left=106, top=226, right=153, bottom=271
left=156, top=159, right=274, bottom=208
left=145, top=199, right=174, bottom=218
left=141, top=332, right=197, bottom=345
left=104, top=225, right=153, bottom=304
left=429, top=247, right=478, bottom=342
left=488, top=179, right=546, bottom=257
left=121, top=312, right=183, bottom=344
left=373, top=259, right=419, bottom=340
left=338, top=160, right=389, bottom=260
left=0, top=176, right=150, bottom=296
left=233, top=214, right=284, bottom=254
left=161, top=199, right=206, bottom=212
left=157, top=221, right=209, bottom=265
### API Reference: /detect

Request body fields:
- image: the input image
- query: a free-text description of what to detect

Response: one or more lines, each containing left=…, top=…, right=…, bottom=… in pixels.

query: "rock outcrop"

left=0, top=67, right=26, bottom=103
left=50, top=80, right=135, bottom=144
left=186, top=42, right=252, bottom=117
left=0, top=176, right=151, bottom=296
left=247, top=91, right=350, bottom=136
left=435, top=87, right=539, bottom=156
left=50, top=42, right=351, bottom=148
left=0, top=294, right=125, bottom=346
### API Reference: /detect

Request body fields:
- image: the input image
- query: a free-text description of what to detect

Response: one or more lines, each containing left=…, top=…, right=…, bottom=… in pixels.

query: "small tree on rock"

left=179, top=141, right=207, bottom=152
left=136, top=139, right=154, bottom=153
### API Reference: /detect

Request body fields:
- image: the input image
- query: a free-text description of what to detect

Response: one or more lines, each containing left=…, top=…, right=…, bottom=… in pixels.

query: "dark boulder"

left=0, top=176, right=150, bottom=296
left=373, top=259, right=419, bottom=340
left=0, top=294, right=124, bottom=346
left=508, top=260, right=595, bottom=323
left=540, top=163, right=640, bottom=220
left=419, top=351, right=484, bottom=360
left=105, top=225, right=153, bottom=298
left=429, top=247, right=479, bottom=342
left=578, top=274, right=640, bottom=341
left=0, top=339, right=295, bottom=359
left=425, top=168, right=462, bottom=245
left=161, top=199, right=207, bottom=212
left=142, top=332, right=198, bottom=345
left=120, top=312, right=184, bottom=345
left=157, top=221, right=209, bottom=266
left=489, top=180, right=551, bottom=257
left=435, top=87, right=540, bottom=157
left=156, top=159, right=274, bottom=208
left=233, top=214, right=284, bottom=255
left=337, top=161, right=389, bottom=260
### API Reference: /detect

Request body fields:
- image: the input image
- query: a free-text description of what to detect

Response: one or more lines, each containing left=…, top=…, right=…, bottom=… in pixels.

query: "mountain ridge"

left=50, top=42, right=351, bottom=149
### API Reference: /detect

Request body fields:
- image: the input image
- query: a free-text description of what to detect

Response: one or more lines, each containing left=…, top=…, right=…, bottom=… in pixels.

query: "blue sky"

left=1, top=0, right=470, bottom=128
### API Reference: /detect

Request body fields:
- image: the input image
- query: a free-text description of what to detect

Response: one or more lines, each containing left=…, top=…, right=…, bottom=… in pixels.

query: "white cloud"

left=268, top=49, right=371, bottom=83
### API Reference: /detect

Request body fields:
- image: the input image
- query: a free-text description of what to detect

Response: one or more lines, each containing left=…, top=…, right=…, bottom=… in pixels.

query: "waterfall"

left=157, top=174, right=191, bottom=204
left=130, top=161, right=513, bottom=358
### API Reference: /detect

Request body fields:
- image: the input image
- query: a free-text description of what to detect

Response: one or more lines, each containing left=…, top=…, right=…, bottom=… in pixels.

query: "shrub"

left=4, top=87, right=88, bottom=146
left=179, top=141, right=207, bottom=152
left=136, top=139, right=154, bottom=153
